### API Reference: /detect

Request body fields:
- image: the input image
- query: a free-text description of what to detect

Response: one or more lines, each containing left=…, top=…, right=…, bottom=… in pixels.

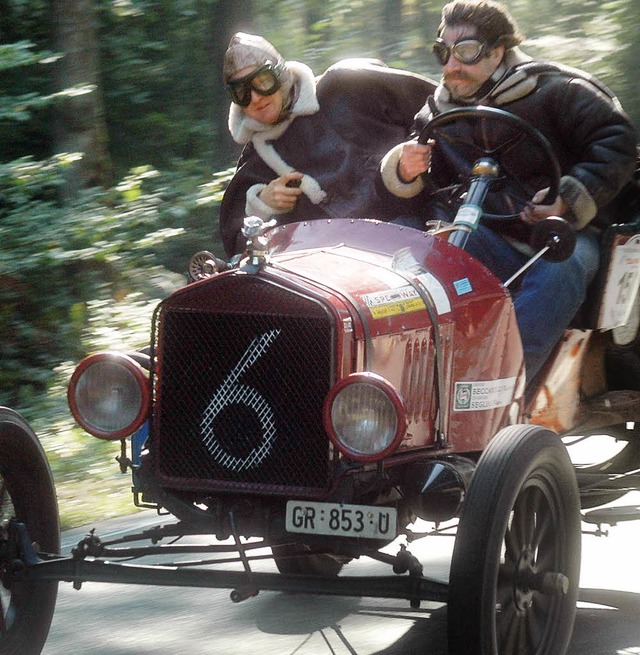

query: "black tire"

left=272, top=543, right=347, bottom=577
left=448, top=425, right=581, bottom=655
left=0, top=408, right=60, bottom=655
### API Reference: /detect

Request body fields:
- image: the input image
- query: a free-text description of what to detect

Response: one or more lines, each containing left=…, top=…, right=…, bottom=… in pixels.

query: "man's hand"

left=259, top=172, right=303, bottom=211
left=398, top=140, right=433, bottom=183
left=521, top=187, right=569, bottom=224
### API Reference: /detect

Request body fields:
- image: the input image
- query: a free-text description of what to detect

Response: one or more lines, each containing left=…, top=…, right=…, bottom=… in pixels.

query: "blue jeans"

left=464, top=224, right=600, bottom=385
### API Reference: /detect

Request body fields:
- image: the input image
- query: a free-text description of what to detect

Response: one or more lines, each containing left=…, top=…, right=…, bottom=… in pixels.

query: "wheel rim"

left=0, top=410, right=60, bottom=653
left=494, top=474, right=569, bottom=653
left=0, top=472, right=40, bottom=639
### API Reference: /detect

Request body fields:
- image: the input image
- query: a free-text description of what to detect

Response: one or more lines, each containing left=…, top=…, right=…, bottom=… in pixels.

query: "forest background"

left=1, top=0, right=639, bottom=528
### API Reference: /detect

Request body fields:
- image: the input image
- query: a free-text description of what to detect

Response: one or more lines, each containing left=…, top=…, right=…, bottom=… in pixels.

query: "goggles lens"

left=432, top=38, right=489, bottom=66
left=226, top=63, right=282, bottom=107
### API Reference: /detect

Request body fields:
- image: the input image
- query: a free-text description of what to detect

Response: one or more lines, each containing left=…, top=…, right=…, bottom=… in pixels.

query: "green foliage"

left=0, top=40, right=54, bottom=73
left=98, top=0, right=223, bottom=173
left=0, top=154, right=232, bottom=409
left=0, top=154, right=232, bottom=528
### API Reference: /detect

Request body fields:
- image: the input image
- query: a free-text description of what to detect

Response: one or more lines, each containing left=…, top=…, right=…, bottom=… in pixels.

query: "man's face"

left=230, top=65, right=284, bottom=125
left=439, top=23, right=505, bottom=100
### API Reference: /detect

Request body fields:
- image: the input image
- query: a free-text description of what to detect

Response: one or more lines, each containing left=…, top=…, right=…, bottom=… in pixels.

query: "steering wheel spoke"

left=418, top=106, right=561, bottom=220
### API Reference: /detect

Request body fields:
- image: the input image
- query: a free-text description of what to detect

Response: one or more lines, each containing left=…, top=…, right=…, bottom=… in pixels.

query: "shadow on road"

left=569, top=588, right=640, bottom=655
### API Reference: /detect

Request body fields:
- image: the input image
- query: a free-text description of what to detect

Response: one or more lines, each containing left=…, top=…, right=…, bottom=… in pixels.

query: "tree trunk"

left=208, top=0, right=255, bottom=165
left=380, top=0, right=403, bottom=61
left=51, top=0, right=111, bottom=196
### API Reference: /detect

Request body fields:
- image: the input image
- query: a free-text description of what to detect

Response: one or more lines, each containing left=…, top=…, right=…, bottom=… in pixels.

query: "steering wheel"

left=418, top=106, right=561, bottom=220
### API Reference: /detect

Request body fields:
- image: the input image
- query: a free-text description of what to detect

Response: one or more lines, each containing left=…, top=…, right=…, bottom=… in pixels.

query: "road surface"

left=42, top=494, right=640, bottom=655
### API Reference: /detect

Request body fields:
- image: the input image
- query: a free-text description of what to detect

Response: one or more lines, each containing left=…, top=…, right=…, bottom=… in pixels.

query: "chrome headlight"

left=68, top=352, right=150, bottom=440
left=324, top=372, right=406, bottom=462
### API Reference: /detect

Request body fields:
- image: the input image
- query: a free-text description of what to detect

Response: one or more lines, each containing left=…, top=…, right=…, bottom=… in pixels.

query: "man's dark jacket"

left=380, top=57, right=638, bottom=242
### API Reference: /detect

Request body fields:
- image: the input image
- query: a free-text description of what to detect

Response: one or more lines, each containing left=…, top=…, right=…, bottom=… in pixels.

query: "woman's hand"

left=259, top=172, right=304, bottom=211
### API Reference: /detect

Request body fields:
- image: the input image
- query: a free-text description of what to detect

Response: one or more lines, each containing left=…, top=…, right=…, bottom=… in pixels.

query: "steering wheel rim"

left=418, top=106, right=561, bottom=219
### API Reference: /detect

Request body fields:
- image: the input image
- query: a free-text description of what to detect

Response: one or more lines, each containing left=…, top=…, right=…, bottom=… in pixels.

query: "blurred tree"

left=381, top=0, right=403, bottom=61
left=51, top=0, right=112, bottom=195
left=208, top=0, right=255, bottom=163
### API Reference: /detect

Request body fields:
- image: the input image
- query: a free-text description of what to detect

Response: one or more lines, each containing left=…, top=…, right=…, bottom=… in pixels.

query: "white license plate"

left=285, top=501, right=397, bottom=539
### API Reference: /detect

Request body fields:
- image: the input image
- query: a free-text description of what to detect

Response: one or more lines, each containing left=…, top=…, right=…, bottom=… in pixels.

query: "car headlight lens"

left=68, top=352, right=150, bottom=440
left=324, top=372, right=406, bottom=461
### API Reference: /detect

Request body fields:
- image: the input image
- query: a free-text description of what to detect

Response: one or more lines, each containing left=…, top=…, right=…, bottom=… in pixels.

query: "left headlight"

left=68, top=352, right=150, bottom=440
left=323, top=372, right=406, bottom=462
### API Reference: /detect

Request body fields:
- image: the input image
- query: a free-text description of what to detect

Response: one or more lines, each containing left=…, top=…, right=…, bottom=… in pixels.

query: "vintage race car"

left=2, top=107, right=639, bottom=655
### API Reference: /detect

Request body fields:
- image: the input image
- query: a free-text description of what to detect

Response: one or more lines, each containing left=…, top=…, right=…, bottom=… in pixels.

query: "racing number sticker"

left=599, top=237, right=640, bottom=330
left=201, top=329, right=280, bottom=471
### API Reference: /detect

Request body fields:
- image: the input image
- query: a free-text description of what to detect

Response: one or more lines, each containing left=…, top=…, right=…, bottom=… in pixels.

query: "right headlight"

left=323, top=372, right=406, bottom=462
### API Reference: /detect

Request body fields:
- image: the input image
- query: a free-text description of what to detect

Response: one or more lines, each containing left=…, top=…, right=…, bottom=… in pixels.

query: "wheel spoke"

left=512, top=492, right=533, bottom=547
left=490, top=130, right=528, bottom=159
left=525, top=603, right=546, bottom=651
left=500, top=605, right=524, bottom=655
left=504, top=519, right=521, bottom=563
left=0, top=479, right=7, bottom=517
left=531, top=499, right=553, bottom=554
left=497, top=562, right=515, bottom=608
left=0, top=590, right=8, bottom=634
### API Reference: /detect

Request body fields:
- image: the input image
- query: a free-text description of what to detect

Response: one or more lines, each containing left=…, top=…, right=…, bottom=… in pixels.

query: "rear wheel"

left=448, top=425, right=580, bottom=655
left=0, top=408, right=60, bottom=655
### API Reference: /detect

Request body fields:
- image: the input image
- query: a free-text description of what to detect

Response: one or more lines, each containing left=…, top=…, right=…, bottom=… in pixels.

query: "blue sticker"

left=453, top=278, right=472, bottom=295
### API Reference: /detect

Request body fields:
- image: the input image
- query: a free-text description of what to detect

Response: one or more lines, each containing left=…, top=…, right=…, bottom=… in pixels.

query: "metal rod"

left=503, top=246, right=549, bottom=288
left=18, top=556, right=449, bottom=603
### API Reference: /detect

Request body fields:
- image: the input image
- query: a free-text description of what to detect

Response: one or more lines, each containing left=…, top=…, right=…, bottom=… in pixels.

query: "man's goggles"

left=432, top=38, right=494, bottom=66
left=225, top=62, right=282, bottom=107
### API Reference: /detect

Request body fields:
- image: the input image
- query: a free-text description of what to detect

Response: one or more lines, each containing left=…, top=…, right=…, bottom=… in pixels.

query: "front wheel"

left=448, top=424, right=581, bottom=655
left=0, top=408, right=60, bottom=655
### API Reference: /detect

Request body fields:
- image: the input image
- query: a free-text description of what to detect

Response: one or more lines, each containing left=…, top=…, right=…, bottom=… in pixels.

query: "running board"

left=583, top=504, right=640, bottom=527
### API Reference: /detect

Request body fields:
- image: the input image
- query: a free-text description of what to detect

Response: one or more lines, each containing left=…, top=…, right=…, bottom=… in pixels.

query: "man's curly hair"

left=438, top=0, right=525, bottom=50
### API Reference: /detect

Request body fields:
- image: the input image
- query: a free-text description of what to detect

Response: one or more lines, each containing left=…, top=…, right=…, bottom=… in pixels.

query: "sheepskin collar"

left=227, top=61, right=319, bottom=145
left=433, top=47, right=535, bottom=112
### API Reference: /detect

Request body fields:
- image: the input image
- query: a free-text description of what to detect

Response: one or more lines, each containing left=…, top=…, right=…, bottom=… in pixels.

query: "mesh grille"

left=151, top=276, right=334, bottom=496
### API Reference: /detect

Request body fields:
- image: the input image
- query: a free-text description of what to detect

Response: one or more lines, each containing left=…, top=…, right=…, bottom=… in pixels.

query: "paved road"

left=42, top=494, right=640, bottom=655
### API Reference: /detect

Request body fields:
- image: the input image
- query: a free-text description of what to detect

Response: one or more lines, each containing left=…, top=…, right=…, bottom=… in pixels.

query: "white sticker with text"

left=453, top=377, right=517, bottom=412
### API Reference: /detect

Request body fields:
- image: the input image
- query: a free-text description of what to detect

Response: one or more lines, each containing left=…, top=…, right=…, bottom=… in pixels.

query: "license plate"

left=285, top=501, right=397, bottom=539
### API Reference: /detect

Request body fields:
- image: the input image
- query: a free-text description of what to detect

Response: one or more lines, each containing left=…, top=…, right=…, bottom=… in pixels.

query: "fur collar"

left=433, top=47, right=535, bottom=112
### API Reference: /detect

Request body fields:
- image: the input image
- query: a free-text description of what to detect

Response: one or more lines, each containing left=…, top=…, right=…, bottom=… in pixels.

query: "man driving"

left=380, top=0, right=637, bottom=389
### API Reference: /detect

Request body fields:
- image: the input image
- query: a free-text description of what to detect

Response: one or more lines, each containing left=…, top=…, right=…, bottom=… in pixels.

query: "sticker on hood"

left=453, top=377, right=516, bottom=412
left=362, top=286, right=425, bottom=319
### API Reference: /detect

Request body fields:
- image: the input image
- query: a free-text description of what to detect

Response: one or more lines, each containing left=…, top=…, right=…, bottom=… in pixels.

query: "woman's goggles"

left=226, top=63, right=282, bottom=107
left=432, top=38, right=494, bottom=66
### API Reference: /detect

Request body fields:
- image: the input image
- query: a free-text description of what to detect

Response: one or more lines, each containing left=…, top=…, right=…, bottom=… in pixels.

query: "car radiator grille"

left=151, top=277, right=334, bottom=496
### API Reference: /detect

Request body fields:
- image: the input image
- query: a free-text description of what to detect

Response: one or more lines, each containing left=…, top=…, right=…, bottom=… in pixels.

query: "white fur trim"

left=433, top=47, right=536, bottom=112
left=229, top=60, right=327, bottom=206
left=380, top=143, right=425, bottom=198
left=245, top=184, right=289, bottom=219
left=559, top=175, right=597, bottom=228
